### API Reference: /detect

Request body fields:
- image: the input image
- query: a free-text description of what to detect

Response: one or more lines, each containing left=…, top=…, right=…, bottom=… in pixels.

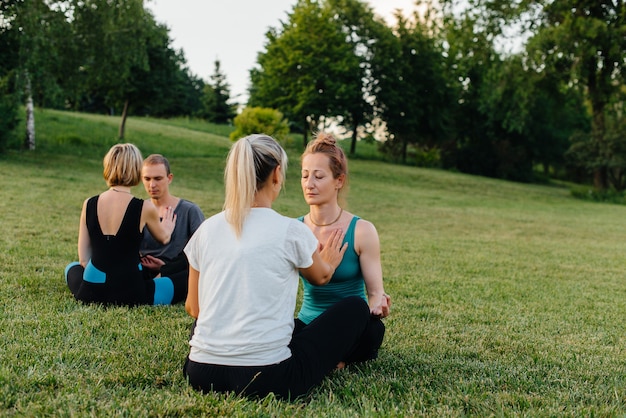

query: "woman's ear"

left=273, top=165, right=282, bottom=186
left=336, top=173, right=345, bottom=190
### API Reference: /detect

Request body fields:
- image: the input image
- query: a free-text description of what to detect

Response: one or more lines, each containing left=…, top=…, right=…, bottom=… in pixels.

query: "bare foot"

left=336, top=361, right=346, bottom=370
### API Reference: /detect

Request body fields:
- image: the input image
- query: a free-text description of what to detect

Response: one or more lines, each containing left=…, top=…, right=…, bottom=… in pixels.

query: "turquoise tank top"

left=297, top=215, right=367, bottom=324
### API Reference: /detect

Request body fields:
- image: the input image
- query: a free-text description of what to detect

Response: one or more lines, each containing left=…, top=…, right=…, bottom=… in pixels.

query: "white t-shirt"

left=184, top=208, right=319, bottom=366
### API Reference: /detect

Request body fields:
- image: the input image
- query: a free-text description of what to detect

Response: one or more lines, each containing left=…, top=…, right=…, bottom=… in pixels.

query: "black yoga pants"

left=183, top=296, right=370, bottom=400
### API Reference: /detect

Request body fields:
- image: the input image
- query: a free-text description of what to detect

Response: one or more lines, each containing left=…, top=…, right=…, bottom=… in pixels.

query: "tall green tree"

left=201, top=60, right=236, bottom=124
left=440, top=11, right=500, bottom=175
left=370, top=9, right=453, bottom=163
left=318, top=0, right=382, bottom=155
left=498, top=54, right=590, bottom=178
left=445, top=0, right=626, bottom=189
left=125, top=14, right=204, bottom=118
left=249, top=0, right=361, bottom=145
left=539, top=1, right=626, bottom=189
left=0, top=74, right=19, bottom=151
left=472, top=54, right=588, bottom=181
left=70, top=0, right=150, bottom=139
left=442, top=8, right=544, bottom=181
left=0, top=1, right=21, bottom=150
left=2, top=0, right=72, bottom=149
left=0, top=0, right=205, bottom=145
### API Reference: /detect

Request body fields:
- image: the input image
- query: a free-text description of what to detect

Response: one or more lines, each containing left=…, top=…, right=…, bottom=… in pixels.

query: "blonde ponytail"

left=223, top=134, right=288, bottom=237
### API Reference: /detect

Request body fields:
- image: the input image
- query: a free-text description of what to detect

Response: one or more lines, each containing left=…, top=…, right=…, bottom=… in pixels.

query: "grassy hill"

left=1, top=109, right=625, bottom=416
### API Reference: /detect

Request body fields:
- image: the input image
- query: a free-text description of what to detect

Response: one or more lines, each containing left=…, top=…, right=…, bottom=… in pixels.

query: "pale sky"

left=147, top=0, right=418, bottom=103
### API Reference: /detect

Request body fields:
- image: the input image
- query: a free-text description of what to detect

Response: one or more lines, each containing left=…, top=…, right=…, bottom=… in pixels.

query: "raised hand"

left=319, top=228, right=348, bottom=272
left=161, top=206, right=177, bottom=236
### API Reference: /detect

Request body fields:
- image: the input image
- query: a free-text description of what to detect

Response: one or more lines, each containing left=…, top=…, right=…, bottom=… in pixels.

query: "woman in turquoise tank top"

left=295, top=132, right=391, bottom=367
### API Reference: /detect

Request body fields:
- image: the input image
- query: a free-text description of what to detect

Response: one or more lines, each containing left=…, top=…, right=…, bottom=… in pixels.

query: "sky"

left=147, top=0, right=418, bottom=103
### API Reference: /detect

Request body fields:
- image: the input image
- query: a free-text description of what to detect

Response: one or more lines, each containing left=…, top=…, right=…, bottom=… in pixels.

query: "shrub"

left=229, top=107, right=289, bottom=143
left=414, top=146, right=441, bottom=168
left=570, top=186, right=626, bottom=205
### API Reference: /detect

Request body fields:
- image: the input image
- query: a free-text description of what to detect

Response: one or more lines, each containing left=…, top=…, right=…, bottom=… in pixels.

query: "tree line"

left=2, top=0, right=625, bottom=190
left=249, top=0, right=625, bottom=188
left=0, top=0, right=236, bottom=147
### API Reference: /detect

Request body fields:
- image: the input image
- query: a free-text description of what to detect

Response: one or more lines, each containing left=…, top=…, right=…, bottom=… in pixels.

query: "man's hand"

left=140, top=254, right=166, bottom=271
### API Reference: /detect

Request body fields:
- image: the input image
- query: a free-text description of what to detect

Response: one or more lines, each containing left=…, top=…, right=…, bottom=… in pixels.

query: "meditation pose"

left=295, top=132, right=391, bottom=366
left=65, top=143, right=183, bottom=306
left=139, top=154, right=204, bottom=304
left=183, top=134, right=372, bottom=400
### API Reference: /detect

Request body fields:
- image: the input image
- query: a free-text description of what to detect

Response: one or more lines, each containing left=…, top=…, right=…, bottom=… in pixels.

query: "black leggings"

left=294, top=311, right=385, bottom=365
left=183, top=296, right=371, bottom=400
left=141, top=254, right=190, bottom=305
left=65, top=262, right=186, bottom=306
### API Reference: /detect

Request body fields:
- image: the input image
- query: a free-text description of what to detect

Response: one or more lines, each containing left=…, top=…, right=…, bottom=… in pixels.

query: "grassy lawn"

left=1, top=108, right=625, bottom=416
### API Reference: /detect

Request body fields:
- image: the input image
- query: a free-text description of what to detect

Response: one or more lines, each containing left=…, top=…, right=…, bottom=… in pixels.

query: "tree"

left=0, top=74, right=20, bottom=151
left=538, top=1, right=625, bottom=189
left=507, top=53, right=590, bottom=177
left=249, top=0, right=362, bottom=146
left=472, top=55, right=588, bottom=181
left=444, top=0, right=626, bottom=189
left=124, top=14, right=204, bottom=118
left=440, top=7, right=571, bottom=181
left=439, top=10, right=500, bottom=175
left=0, top=0, right=206, bottom=146
left=567, top=99, right=626, bottom=190
left=317, top=0, right=383, bottom=155
left=70, top=0, right=150, bottom=139
left=2, top=0, right=73, bottom=149
left=201, top=60, right=237, bottom=124
left=0, top=2, right=21, bottom=150
left=370, top=9, right=453, bottom=163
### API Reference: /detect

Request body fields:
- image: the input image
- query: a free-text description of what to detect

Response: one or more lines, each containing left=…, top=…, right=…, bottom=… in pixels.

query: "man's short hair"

left=144, top=154, right=171, bottom=175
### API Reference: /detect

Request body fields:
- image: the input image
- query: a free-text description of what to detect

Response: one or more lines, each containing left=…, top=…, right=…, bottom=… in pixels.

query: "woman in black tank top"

left=64, top=143, right=181, bottom=306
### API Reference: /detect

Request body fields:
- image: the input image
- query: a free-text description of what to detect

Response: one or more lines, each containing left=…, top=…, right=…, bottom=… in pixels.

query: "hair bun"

left=315, top=132, right=336, bottom=146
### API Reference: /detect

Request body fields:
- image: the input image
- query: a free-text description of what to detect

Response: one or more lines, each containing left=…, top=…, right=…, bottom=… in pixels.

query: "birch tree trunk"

left=24, top=72, right=35, bottom=150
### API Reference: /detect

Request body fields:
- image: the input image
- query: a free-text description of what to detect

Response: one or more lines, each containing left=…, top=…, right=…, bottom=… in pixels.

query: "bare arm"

left=142, top=201, right=176, bottom=245
left=185, top=266, right=200, bottom=318
left=77, top=199, right=91, bottom=267
left=356, top=220, right=390, bottom=317
left=300, top=228, right=347, bottom=285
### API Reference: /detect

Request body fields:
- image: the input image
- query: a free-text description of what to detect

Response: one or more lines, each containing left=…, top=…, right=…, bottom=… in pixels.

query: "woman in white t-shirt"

left=183, top=134, right=371, bottom=400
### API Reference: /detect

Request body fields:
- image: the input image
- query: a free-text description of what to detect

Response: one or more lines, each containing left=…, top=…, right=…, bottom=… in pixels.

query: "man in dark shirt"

left=140, top=154, right=204, bottom=303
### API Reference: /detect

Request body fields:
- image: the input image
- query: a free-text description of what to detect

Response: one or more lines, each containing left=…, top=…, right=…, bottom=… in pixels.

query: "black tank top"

left=80, top=195, right=148, bottom=304
left=87, top=195, right=143, bottom=273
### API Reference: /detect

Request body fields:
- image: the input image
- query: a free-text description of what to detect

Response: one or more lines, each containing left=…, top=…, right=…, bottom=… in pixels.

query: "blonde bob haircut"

left=103, top=143, right=143, bottom=187
left=224, top=134, right=287, bottom=237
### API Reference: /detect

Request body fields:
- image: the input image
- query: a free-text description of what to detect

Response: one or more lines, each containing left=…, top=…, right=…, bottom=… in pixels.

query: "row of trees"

left=0, top=0, right=236, bottom=149
left=2, top=0, right=625, bottom=189
left=249, top=0, right=625, bottom=187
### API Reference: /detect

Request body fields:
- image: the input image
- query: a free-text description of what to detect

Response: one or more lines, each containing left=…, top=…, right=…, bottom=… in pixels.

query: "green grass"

left=1, top=108, right=626, bottom=416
